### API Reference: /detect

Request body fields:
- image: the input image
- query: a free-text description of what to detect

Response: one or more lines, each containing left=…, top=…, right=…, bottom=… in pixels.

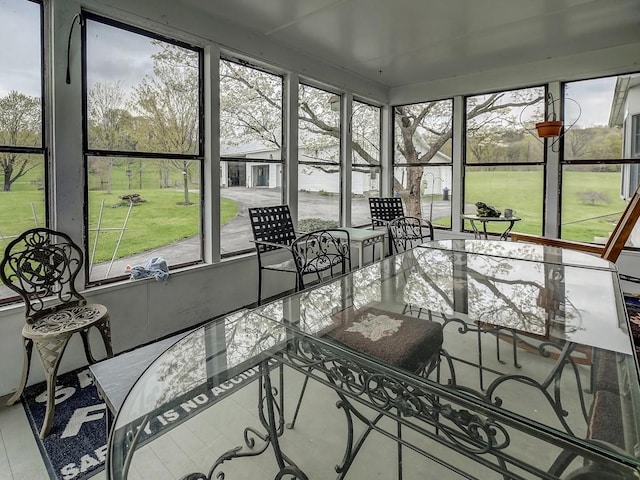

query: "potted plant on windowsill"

left=535, top=93, right=563, bottom=138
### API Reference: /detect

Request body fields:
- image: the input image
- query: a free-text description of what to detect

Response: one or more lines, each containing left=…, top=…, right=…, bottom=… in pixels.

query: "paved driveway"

left=89, top=188, right=453, bottom=281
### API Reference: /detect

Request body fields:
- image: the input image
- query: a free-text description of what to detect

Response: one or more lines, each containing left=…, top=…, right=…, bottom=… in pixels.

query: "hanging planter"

left=535, top=93, right=563, bottom=138
left=535, top=120, right=563, bottom=138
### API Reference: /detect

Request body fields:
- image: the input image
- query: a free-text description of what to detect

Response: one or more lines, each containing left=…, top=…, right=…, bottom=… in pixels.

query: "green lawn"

left=0, top=170, right=629, bottom=264
left=445, top=169, right=626, bottom=242
left=0, top=185, right=237, bottom=263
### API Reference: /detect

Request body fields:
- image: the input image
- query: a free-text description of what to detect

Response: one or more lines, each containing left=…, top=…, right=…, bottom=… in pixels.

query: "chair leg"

left=80, top=319, right=114, bottom=364
left=6, top=337, right=34, bottom=406
left=257, top=268, right=263, bottom=306
left=33, top=335, right=72, bottom=438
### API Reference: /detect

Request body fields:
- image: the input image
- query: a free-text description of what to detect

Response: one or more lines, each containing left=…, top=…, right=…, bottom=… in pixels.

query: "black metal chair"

left=368, top=197, right=405, bottom=230
left=290, top=229, right=351, bottom=290
left=248, top=205, right=300, bottom=305
left=387, top=215, right=434, bottom=254
left=369, top=197, right=405, bottom=255
left=0, top=228, right=113, bottom=438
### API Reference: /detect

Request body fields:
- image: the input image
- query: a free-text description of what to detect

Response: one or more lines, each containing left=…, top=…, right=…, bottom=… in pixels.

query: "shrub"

left=576, top=191, right=610, bottom=205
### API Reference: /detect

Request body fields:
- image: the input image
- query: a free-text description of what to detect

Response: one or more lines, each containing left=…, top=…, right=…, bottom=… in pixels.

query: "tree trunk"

left=3, top=163, right=12, bottom=192
left=405, top=167, right=424, bottom=217
left=183, top=161, right=191, bottom=205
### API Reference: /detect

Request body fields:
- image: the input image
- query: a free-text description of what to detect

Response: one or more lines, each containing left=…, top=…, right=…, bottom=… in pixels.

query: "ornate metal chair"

left=387, top=215, right=434, bottom=254
left=0, top=228, right=113, bottom=438
left=290, top=229, right=351, bottom=290
left=248, top=205, right=300, bottom=305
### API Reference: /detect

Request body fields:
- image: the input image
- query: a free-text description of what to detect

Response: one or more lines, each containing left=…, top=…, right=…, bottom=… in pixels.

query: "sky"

left=0, top=0, right=623, bottom=127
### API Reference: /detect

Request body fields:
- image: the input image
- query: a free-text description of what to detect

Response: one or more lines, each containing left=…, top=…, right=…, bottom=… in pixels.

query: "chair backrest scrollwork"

left=0, top=228, right=86, bottom=324
left=291, top=229, right=351, bottom=289
left=388, top=216, right=434, bottom=254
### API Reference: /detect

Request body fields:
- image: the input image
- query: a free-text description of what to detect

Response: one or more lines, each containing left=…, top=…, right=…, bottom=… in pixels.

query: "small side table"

left=461, top=214, right=522, bottom=241
left=341, top=227, right=386, bottom=268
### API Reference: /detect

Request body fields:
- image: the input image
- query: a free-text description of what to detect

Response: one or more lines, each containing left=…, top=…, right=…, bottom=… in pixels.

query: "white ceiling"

left=182, top=0, right=640, bottom=88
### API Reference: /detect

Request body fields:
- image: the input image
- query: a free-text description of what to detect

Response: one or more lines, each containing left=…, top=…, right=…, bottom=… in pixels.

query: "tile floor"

left=0, top=318, right=595, bottom=480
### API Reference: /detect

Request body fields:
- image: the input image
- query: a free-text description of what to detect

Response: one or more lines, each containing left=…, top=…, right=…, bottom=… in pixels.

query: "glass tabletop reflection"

left=107, top=240, right=640, bottom=480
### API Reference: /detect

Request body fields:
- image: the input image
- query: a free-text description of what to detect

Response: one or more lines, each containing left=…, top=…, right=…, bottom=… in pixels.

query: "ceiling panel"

left=183, top=0, right=640, bottom=88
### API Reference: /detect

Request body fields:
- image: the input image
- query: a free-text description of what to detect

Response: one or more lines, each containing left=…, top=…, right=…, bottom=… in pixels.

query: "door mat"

left=21, top=361, right=274, bottom=480
left=21, top=367, right=108, bottom=480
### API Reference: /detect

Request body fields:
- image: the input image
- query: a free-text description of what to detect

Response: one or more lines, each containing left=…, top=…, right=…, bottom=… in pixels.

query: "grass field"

left=87, top=189, right=238, bottom=263
left=0, top=185, right=237, bottom=264
left=441, top=169, right=626, bottom=242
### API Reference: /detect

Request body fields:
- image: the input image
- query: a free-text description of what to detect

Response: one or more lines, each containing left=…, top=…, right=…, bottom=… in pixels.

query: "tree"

left=0, top=91, right=41, bottom=191
left=87, top=81, right=136, bottom=192
left=133, top=42, right=200, bottom=205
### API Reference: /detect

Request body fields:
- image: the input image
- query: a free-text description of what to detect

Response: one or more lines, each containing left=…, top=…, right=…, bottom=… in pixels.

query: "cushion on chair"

left=326, top=306, right=443, bottom=373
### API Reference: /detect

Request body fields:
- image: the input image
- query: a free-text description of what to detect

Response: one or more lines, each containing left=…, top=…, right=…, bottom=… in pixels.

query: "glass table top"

left=107, top=240, right=640, bottom=480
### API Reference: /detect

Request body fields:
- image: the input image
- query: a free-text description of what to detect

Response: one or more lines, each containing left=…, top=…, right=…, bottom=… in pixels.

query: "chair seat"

left=263, top=258, right=297, bottom=273
left=327, top=306, right=443, bottom=373
left=264, top=257, right=344, bottom=276
left=23, top=304, right=109, bottom=339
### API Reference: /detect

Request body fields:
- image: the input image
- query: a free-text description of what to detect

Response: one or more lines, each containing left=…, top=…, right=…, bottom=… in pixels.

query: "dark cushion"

left=327, top=306, right=443, bottom=373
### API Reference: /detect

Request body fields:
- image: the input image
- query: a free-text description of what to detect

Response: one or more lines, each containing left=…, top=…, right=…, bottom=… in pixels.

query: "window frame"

left=462, top=85, right=547, bottom=237
left=297, top=82, right=344, bottom=226
left=81, top=12, right=205, bottom=286
left=391, top=97, right=454, bottom=230
left=218, top=54, right=285, bottom=258
left=558, top=75, right=640, bottom=244
left=0, top=0, right=48, bottom=305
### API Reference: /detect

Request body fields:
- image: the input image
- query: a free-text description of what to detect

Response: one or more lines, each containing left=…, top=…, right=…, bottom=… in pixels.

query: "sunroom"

left=1, top=0, right=640, bottom=478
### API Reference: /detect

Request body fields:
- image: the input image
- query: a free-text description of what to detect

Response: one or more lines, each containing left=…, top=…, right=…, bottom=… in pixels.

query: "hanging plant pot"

left=535, top=120, right=563, bottom=138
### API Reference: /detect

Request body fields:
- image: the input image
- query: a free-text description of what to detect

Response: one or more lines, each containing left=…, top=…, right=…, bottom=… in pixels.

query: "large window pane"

left=464, top=87, right=545, bottom=235
left=87, top=157, right=201, bottom=282
left=351, top=101, right=381, bottom=227
left=84, top=15, right=203, bottom=283
left=561, top=165, right=628, bottom=244
left=466, top=87, right=545, bottom=164
left=393, top=99, right=452, bottom=221
left=298, top=85, right=341, bottom=227
left=0, top=0, right=44, bottom=302
left=220, top=58, right=283, bottom=256
left=464, top=166, right=543, bottom=236
left=563, top=76, right=623, bottom=161
left=393, top=165, right=452, bottom=228
left=560, top=75, right=638, bottom=243
left=86, top=19, right=200, bottom=155
left=351, top=166, right=380, bottom=227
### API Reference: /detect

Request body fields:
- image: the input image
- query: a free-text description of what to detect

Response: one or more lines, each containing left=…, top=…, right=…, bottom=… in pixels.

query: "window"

left=393, top=99, right=453, bottom=228
left=83, top=14, right=203, bottom=284
left=351, top=101, right=381, bottom=227
left=0, top=0, right=45, bottom=302
left=298, top=84, right=341, bottom=230
left=219, top=57, right=284, bottom=256
left=464, top=87, right=545, bottom=236
left=560, top=75, right=637, bottom=244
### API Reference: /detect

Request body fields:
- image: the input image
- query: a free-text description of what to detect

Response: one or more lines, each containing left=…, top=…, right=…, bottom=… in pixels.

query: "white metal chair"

left=1, top=228, right=113, bottom=438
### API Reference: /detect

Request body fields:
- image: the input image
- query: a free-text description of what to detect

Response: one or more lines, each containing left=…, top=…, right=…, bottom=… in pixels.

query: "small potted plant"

left=535, top=93, right=563, bottom=138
